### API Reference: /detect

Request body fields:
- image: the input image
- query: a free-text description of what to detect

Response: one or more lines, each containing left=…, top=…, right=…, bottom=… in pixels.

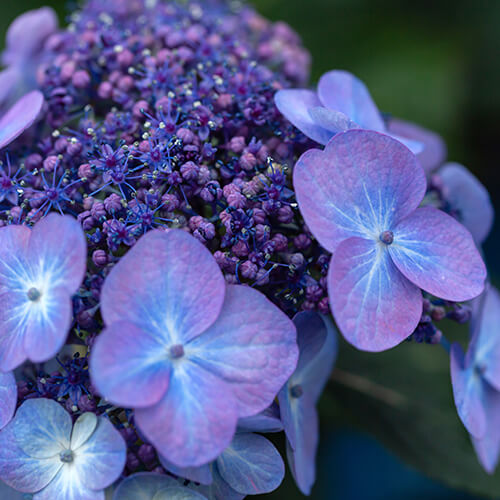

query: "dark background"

left=1, top=1, right=498, bottom=498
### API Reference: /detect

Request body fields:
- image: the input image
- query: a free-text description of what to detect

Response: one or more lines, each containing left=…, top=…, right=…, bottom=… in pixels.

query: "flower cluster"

left=0, top=0, right=496, bottom=498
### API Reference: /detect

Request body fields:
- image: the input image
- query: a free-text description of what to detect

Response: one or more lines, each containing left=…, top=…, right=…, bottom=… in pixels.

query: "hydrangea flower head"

left=451, top=286, right=500, bottom=473
left=113, top=472, right=206, bottom=500
left=437, top=162, right=494, bottom=245
left=275, top=70, right=428, bottom=156
left=90, top=229, right=298, bottom=467
left=0, top=398, right=126, bottom=499
left=0, top=213, right=86, bottom=370
left=278, top=311, right=338, bottom=495
left=293, top=129, right=486, bottom=351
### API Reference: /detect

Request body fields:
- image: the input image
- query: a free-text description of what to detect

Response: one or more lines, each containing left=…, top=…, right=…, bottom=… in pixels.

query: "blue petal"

left=0, top=420, right=61, bottom=493
left=192, top=465, right=245, bottom=500
left=112, top=473, right=179, bottom=500
left=0, top=371, right=17, bottom=430
left=159, top=455, right=213, bottom=485
left=13, top=399, right=71, bottom=459
left=216, top=433, right=284, bottom=495
left=439, top=162, right=494, bottom=245
left=154, top=487, right=208, bottom=500
left=237, top=403, right=283, bottom=433
left=72, top=415, right=126, bottom=492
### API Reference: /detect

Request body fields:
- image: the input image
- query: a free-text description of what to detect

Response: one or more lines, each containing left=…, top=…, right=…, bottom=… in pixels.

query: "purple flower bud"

left=43, top=155, right=59, bottom=172
left=240, top=260, right=258, bottom=280
left=92, top=249, right=108, bottom=267
left=104, top=193, right=123, bottom=213
left=72, top=70, right=91, bottom=89
left=137, top=444, right=156, bottom=466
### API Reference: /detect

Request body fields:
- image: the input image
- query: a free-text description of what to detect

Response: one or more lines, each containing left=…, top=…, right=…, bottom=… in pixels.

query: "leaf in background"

left=325, top=334, right=500, bottom=498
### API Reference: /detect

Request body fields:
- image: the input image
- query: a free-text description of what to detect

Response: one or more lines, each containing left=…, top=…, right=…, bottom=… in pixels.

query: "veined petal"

left=159, top=455, right=213, bottom=485
left=135, top=361, right=238, bottom=468
left=389, top=207, right=486, bottom=301
left=70, top=413, right=97, bottom=451
left=154, top=487, right=208, bottom=500
left=0, top=421, right=62, bottom=493
left=450, top=343, right=487, bottom=438
left=284, top=396, right=318, bottom=496
left=0, top=91, right=44, bottom=149
left=23, top=287, right=72, bottom=363
left=317, top=70, right=385, bottom=132
left=216, top=433, right=284, bottom=495
left=73, top=416, right=126, bottom=492
left=112, top=472, right=180, bottom=500
left=0, top=371, right=17, bottom=430
left=293, top=130, right=426, bottom=252
left=387, top=117, right=447, bottom=173
left=439, top=163, right=494, bottom=245
left=0, top=292, right=29, bottom=371
left=237, top=403, right=283, bottom=433
left=14, top=399, right=71, bottom=460
left=90, top=321, right=171, bottom=408
left=274, top=89, right=335, bottom=145
left=329, top=237, right=422, bottom=352
left=0, top=224, right=31, bottom=292
left=189, top=285, right=298, bottom=417
left=33, top=466, right=103, bottom=500
left=192, top=465, right=244, bottom=500
left=27, top=213, right=87, bottom=294
left=307, top=107, right=358, bottom=133
left=101, top=229, right=225, bottom=344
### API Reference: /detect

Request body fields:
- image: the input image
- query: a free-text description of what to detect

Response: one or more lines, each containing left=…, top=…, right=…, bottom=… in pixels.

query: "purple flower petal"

left=154, top=487, right=208, bottom=499
left=135, top=361, right=238, bottom=467
left=13, top=399, right=71, bottom=459
left=90, top=321, right=171, bottom=408
left=0, top=68, right=19, bottom=107
left=0, top=91, right=44, bottom=149
left=27, top=213, right=87, bottom=293
left=4, top=7, right=58, bottom=64
left=70, top=413, right=97, bottom=451
left=389, top=207, right=486, bottom=301
left=388, top=117, right=447, bottom=173
left=274, top=89, right=335, bottom=145
left=0, top=371, right=16, bottom=430
left=112, top=472, right=180, bottom=500
left=189, top=285, right=298, bottom=417
left=329, top=237, right=422, bottom=351
left=0, top=292, right=29, bottom=371
left=293, top=130, right=426, bottom=253
left=0, top=224, right=31, bottom=292
left=471, top=384, right=500, bottom=474
left=216, top=433, right=284, bottom=495
left=237, top=402, right=283, bottom=433
left=194, top=466, right=245, bottom=500
left=284, top=397, right=318, bottom=496
left=450, top=343, right=487, bottom=438
left=22, top=286, right=72, bottom=363
left=159, top=455, right=213, bottom=485
left=72, top=415, right=126, bottom=492
left=470, top=286, right=500, bottom=392
left=317, top=70, right=385, bottom=132
left=307, top=107, right=358, bottom=133
left=33, top=467, right=103, bottom=500
left=0, top=420, right=62, bottom=493
left=101, top=229, right=225, bottom=344
left=438, top=163, right=494, bottom=245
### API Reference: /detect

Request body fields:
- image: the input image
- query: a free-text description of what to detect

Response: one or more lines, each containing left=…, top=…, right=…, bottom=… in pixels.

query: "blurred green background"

left=1, top=1, right=499, bottom=498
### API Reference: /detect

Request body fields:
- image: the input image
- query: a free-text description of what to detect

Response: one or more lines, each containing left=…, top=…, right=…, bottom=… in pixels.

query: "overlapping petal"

left=0, top=371, right=16, bottom=430
left=159, top=456, right=213, bottom=485
left=135, top=361, right=238, bottom=467
left=0, top=224, right=30, bottom=292
left=329, top=237, right=422, bottom=351
left=90, top=321, right=171, bottom=408
left=388, top=117, right=447, bottom=173
left=216, top=433, right=284, bottom=495
left=13, top=399, right=71, bottom=460
left=389, top=207, right=486, bottom=301
left=237, top=403, right=283, bottom=433
left=72, top=416, right=126, bottom=492
left=317, top=70, right=385, bottom=131
left=293, top=130, right=426, bottom=252
left=0, top=421, right=62, bottom=493
left=439, top=163, right=494, bottom=244
left=101, top=229, right=225, bottom=344
left=0, top=91, right=44, bottom=149
left=112, top=473, right=180, bottom=500
left=274, top=89, right=335, bottom=145
left=189, top=285, right=298, bottom=417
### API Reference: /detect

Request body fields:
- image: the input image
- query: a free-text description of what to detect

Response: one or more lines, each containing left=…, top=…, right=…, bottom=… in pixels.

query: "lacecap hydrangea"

left=0, top=0, right=495, bottom=498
